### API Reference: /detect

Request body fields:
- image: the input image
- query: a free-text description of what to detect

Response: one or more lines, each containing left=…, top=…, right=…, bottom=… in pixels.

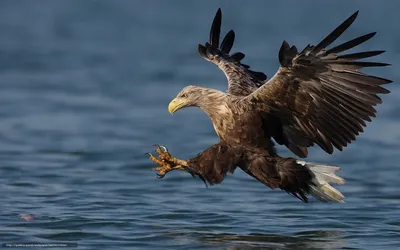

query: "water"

left=0, top=1, right=399, bottom=249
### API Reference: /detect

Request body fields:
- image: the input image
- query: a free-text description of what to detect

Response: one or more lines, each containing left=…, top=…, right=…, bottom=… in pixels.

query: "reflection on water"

left=165, top=230, right=347, bottom=250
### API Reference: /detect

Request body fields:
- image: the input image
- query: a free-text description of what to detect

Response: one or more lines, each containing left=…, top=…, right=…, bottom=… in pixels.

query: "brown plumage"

left=149, top=9, right=390, bottom=203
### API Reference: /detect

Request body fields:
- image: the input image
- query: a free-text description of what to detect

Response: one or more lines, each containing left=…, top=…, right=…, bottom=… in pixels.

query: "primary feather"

left=247, top=10, right=391, bottom=155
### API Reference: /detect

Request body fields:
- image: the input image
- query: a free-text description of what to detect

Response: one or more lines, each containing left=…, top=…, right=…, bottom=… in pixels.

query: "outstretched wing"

left=198, top=8, right=267, bottom=96
left=248, top=11, right=391, bottom=155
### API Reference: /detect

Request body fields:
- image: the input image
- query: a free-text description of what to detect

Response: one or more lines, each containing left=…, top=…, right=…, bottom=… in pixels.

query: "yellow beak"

left=168, top=97, right=189, bottom=114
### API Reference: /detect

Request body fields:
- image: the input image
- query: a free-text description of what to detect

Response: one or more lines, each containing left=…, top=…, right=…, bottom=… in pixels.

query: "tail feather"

left=297, top=160, right=345, bottom=203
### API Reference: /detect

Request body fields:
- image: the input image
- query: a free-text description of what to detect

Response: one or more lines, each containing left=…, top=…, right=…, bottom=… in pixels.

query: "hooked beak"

left=168, top=97, right=190, bottom=114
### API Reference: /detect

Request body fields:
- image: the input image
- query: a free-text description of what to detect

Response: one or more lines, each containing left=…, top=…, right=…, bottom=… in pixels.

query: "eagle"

left=147, top=9, right=391, bottom=203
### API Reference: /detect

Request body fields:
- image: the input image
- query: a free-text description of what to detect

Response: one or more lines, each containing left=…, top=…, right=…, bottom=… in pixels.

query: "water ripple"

left=0, top=1, right=399, bottom=249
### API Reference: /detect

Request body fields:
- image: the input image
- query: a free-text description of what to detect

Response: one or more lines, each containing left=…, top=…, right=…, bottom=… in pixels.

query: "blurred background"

left=0, top=0, right=399, bottom=249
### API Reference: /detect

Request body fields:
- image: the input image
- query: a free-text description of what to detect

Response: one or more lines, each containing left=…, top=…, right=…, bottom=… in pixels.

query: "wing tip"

left=198, top=44, right=207, bottom=58
left=210, top=8, right=223, bottom=47
left=220, top=30, right=235, bottom=54
left=326, top=32, right=378, bottom=55
left=337, top=50, right=386, bottom=60
left=313, top=10, right=361, bottom=53
left=364, top=31, right=377, bottom=41
left=347, top=10, right=359, bottom=26
left=279, top=40, right=297, bottom=67
left=351, top=10, right=359, bottom=20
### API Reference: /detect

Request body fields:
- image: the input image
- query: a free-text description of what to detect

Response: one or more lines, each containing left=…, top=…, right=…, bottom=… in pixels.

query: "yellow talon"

left=147, top=144, right=189, bottom=178
left=154, top=145, right=172, bottom=161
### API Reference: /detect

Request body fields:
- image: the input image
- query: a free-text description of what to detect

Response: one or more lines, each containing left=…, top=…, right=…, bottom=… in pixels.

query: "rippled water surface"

left=0, top=1, right=399, bottom=249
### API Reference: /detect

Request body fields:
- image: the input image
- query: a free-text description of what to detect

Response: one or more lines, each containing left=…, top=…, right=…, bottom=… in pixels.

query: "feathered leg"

left=240, top=151, right=345, bottom=203
left=147, top=144, right=344, bottom=202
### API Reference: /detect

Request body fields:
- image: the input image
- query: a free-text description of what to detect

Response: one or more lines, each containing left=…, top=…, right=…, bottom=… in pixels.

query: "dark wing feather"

left=220, top=30, right=235, bottom=54
left=198, top=8, right=267, bottom=96
left=248, top=11, right=391, bottom=156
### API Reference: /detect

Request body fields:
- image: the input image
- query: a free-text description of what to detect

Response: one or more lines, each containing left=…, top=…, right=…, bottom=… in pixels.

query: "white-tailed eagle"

left=147, top=9, right=391, bottom=203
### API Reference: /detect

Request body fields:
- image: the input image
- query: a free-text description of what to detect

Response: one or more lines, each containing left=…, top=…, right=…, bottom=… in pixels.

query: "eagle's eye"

left=181, top=93, right=188, bottom=98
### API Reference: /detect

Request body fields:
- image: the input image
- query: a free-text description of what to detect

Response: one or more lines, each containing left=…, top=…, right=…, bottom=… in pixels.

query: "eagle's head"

left=168, top=85, right=204, bottom=114
left=168, top=85, right=228, bottom=114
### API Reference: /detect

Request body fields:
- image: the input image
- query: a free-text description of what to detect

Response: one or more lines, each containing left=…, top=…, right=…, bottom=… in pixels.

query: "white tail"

left=297, top=160, right=345, bottom=203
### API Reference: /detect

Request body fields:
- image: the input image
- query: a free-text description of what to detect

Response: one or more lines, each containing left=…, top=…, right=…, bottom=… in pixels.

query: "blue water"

left=0, top=1, right=399, bottom=249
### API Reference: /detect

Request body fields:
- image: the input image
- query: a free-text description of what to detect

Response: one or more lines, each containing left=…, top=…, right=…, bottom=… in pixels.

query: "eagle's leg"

left=147, top=145, right=189, bottom=178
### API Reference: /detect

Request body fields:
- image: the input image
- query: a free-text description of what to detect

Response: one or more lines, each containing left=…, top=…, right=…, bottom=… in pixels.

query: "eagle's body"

left=149, top=9, right=391, bottom=203
left=198, top=90, right=273, bottom=150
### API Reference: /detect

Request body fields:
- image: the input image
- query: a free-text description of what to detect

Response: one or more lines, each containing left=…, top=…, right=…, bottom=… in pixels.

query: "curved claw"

left=156, top=173, right=165, bottom=179
left=145, top=152, right=153, bottom=157
left=153, top=144, right=168, bottom=153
